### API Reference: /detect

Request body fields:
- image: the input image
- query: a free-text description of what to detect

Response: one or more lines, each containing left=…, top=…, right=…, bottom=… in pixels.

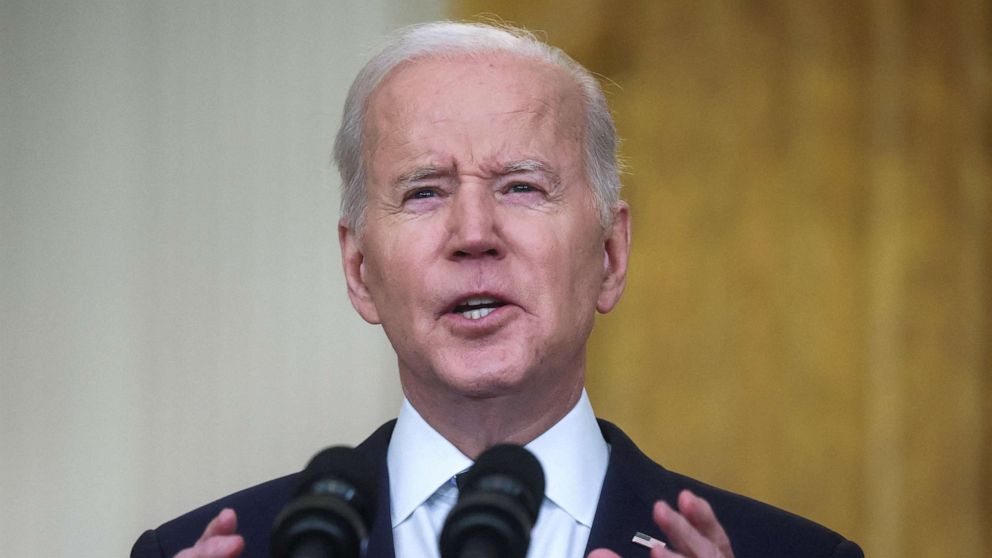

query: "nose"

left=446, top=186, right=503, bottom=260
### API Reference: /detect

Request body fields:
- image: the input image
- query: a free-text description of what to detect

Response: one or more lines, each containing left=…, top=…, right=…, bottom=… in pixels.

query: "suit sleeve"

left=131, top=529, right=165, bottom=558
left=829, top=539, right=864, bottom=558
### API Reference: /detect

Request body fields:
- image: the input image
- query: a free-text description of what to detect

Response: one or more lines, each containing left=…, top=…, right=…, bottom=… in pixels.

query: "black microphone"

left=440, top=444, right=546, bottom=558
left=271, top=446, right=377, bottom=558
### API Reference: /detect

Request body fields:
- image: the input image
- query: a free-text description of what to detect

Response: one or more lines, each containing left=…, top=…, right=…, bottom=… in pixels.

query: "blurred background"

left=1, top=1, right=988, bottom=556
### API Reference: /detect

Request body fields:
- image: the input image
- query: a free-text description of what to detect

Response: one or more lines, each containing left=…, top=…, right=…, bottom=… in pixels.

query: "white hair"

left=333, top=21, right=621, bottom=232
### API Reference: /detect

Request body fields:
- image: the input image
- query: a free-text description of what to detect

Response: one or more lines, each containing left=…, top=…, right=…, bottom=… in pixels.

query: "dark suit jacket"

left=132, top=420, right=862, bottom=557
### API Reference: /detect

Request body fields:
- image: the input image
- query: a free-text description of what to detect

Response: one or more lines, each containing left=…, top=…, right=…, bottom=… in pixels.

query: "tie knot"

left=454, top=470, right=468, bottom=491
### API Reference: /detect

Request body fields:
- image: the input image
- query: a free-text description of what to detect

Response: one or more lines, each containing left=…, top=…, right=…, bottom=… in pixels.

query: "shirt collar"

left=387, top=399, right=473, bottom=527
left=386, top=390, right=609, bottom=528
left=524, top=390, right=609, bottom=527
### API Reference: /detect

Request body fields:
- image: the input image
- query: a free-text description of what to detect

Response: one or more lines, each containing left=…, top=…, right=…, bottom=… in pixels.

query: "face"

left=340, top=53, right=629, bottom=407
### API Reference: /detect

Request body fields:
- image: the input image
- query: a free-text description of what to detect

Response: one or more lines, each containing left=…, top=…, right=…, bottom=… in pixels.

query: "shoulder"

left=131, top=421, right=397, bottom=558
left=131, top=473, right=299, bottom=558
left=596, top=420, right=863, bottom=558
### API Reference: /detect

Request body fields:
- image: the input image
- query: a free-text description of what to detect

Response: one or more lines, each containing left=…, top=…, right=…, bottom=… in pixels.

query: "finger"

left=174, top=534, right=244, bottom=558
left=651, top=545, right=684, bottom=558
left=198, top=508, right=238, bottom=543
left=677, top=491, right=733, bottom=557
left=653, top=500, right=715, bottom=558
left=587, top=549, right=622, bottom=558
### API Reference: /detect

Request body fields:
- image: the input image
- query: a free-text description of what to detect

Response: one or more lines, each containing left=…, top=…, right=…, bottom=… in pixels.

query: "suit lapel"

left=357, top=420, right=397, bottom=558
left=585, top=420, right=671, bottom=557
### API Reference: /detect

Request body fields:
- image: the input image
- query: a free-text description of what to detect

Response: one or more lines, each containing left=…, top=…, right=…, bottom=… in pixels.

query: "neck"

left=402, top=378, right=585, bottom=459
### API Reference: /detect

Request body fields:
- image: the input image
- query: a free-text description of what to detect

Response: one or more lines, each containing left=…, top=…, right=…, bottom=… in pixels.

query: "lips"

left=450, top=296, right=507, bottom=320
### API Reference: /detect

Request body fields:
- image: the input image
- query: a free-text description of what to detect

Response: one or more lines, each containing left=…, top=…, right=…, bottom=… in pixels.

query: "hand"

left=174, top=508, right=245, bottom=558
left=587, top=490, right=734, bottom=558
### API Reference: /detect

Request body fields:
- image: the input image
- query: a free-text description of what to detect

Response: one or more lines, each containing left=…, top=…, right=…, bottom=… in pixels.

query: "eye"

left=405, top=188, right=440, bottom=201
left=507, top=182, right=538, bottom=194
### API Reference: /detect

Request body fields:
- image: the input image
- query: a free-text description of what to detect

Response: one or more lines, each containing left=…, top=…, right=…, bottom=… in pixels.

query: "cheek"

left=560, top=239, right=608, bottom=324
left=361, top=215, right=457, bottom=324
left=561, top=224, right=605, bottom=279
left=361, top=240, right=407, bottom=305
left=531, top=229, right=603, bottom=311
left=364, top=236, right=437, bottom=317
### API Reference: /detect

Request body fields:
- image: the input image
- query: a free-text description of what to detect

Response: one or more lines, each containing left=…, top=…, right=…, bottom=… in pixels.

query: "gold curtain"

left=450, top=2, right=990, bottom=556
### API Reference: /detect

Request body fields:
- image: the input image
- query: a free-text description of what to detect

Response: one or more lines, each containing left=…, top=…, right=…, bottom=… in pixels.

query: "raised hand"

left=588, top=490, right=734, bottom=558
left=173, top=508, right=245, bottom=558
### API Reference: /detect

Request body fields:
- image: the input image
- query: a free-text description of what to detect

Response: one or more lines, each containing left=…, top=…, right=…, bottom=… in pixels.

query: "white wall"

left=0, top=1, right=444, bottom=555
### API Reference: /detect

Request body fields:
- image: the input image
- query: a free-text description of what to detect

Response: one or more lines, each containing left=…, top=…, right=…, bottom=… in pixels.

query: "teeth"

left=453, top=296, right=504, bottom=320
left=460, top=307, right=494, bottom=320
left=461, top=297, right=497, bottom=306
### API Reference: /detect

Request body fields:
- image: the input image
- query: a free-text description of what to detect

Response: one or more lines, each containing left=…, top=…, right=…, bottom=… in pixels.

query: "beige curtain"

left=1, top=2, right=443, bottom=555
left=451, top=2, right=990, bottom=556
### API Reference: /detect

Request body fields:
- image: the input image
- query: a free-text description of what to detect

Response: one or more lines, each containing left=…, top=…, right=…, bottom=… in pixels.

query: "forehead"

left=372, top=51, right=578, bottom=105
left=363, top=53, right=585, bottom=171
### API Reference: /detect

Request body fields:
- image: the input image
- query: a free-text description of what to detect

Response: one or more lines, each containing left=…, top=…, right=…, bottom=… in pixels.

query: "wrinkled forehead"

left=363, top=52, right=586, bottom=151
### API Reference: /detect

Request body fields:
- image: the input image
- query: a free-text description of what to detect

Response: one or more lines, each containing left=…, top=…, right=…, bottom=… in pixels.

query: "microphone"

left=271, top=446, right=377, bottom=558
left=440, top=444, right=546, bottom=558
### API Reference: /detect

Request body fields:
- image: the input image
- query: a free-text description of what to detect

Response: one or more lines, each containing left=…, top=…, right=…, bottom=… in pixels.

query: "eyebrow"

left=501, top=159, right=561, bottom=187
left=392, top=159, right=560, bottom=188
left=500, top=159, right=551, bottom=174
left=393, top=165, right=453, bottom=188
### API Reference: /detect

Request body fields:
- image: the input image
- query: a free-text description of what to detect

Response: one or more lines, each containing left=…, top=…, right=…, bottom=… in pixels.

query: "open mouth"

left=451, top=296, right=507, bottom=320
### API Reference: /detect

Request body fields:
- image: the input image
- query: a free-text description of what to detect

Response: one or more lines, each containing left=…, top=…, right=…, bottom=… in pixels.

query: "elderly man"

left=132, top=22, right=862, bottom=558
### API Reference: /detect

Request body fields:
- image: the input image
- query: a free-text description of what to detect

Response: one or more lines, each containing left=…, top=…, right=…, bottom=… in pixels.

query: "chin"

left=439, top=361, right=532, bottom=400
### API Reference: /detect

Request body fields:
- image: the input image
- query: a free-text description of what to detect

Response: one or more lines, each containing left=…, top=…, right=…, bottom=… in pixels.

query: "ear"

left=596, top=201, right=631, bottom=314
left=339, top=219, right=381, bottom=324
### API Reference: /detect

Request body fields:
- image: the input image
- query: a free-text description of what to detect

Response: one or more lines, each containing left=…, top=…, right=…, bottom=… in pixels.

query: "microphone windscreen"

left=297, top=446, right=376, bottom=494
left=272, top=445, right=378, bottom=558
left=459, top=444, right=545, bottom=519
left=294, top=446, right=378, bottom=525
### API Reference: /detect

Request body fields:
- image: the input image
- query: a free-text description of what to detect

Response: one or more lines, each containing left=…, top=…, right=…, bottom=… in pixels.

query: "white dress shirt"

left=387, top=390, right=610, bottom=558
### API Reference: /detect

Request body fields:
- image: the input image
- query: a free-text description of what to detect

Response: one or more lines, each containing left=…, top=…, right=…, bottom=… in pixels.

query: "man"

left=132, top=22, right=863, bottom=558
